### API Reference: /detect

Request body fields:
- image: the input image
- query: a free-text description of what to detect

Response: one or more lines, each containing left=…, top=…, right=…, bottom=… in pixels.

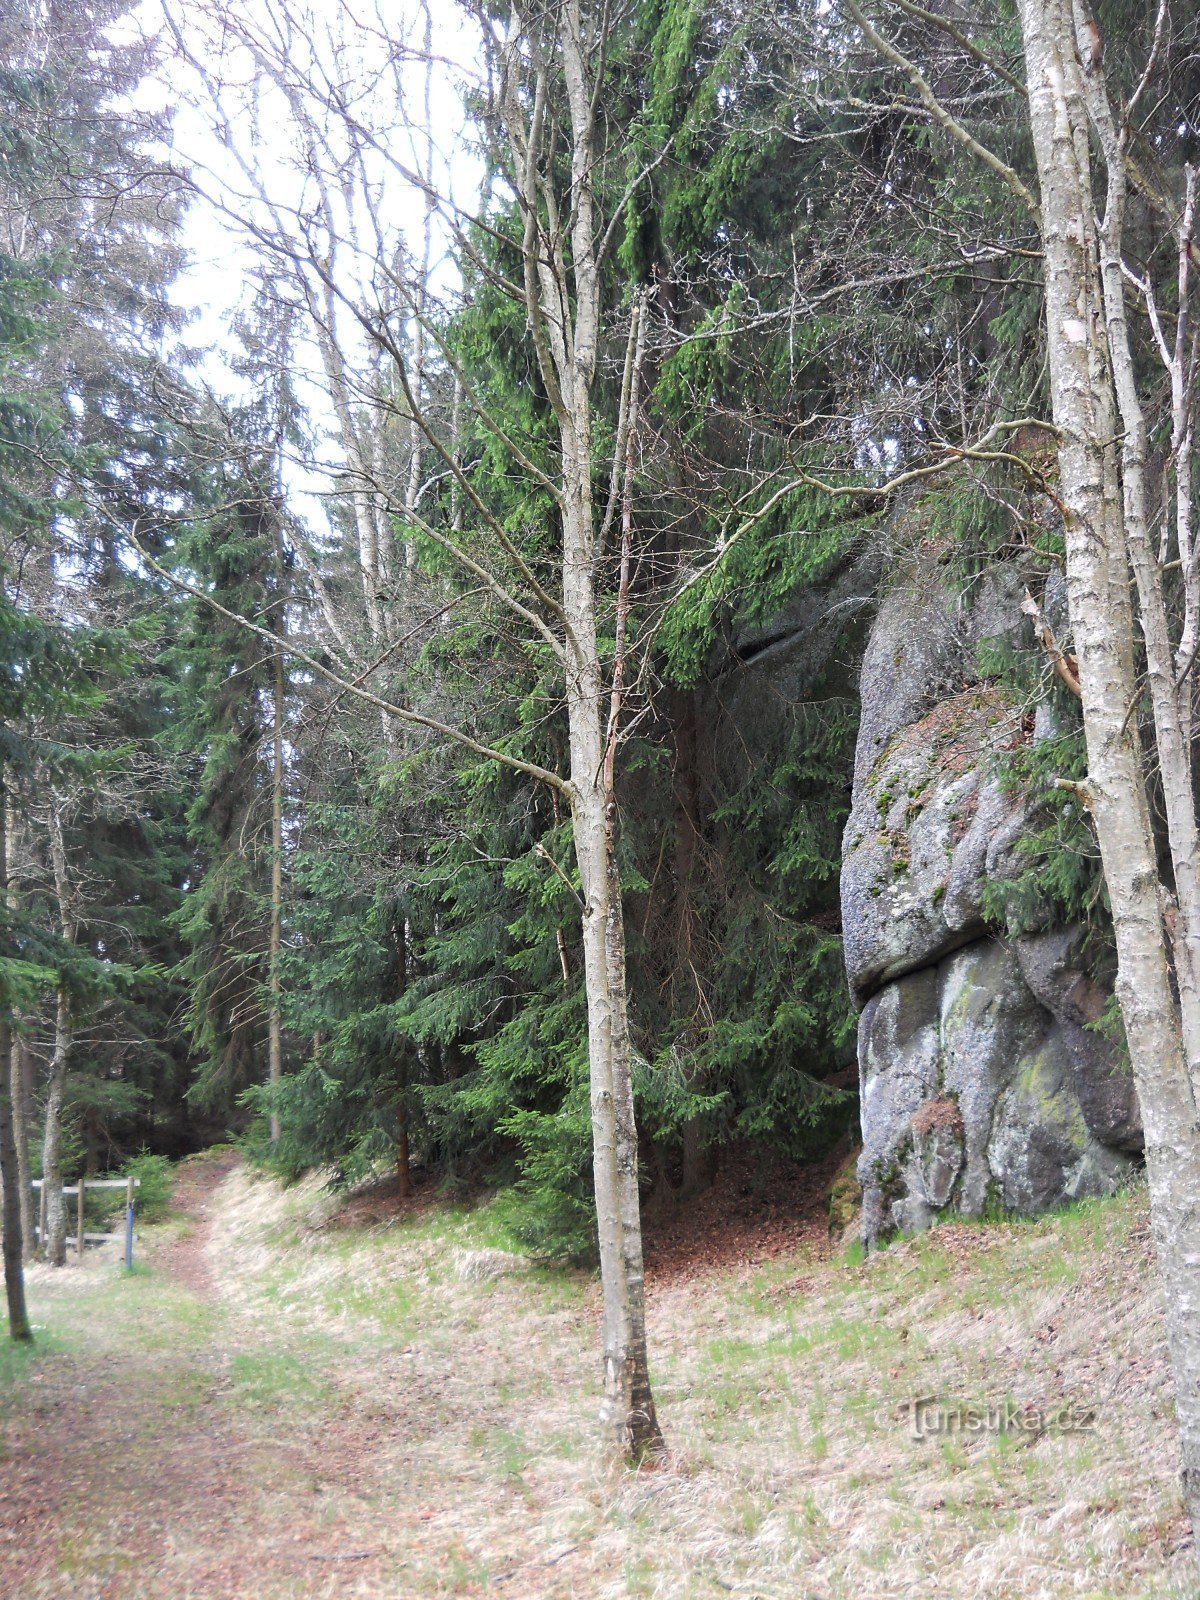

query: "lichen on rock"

left=843, top=551, right=1140, bottom=1245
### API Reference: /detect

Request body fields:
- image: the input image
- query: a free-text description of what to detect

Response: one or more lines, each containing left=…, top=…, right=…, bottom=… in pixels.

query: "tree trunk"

left=1018, top=0, right=1200, bottom=1551
left=502, top=0, right=663, bottom=1461
left=17, top=1038, right=36, bottom=1256
left=2, top=803, right=33, bottom=1259
left=562, top=432, right=662, bottom=1460
left=1073, top=47, right=1200, bottom=1094
left=268, top=623, right=285, bottom=1147
left=0, top=772, right=31, bottom=1340
left=0, top=1019, right=30, bottom=1339
left=9, top=1036, right=33, bottom=1260
left=396, top=1061, right=411, bottom=1201
left=42, top=988, right=71, bottom=1267
left=569, top=757, right=662, bottom=1460
left=44, top=800, right=77, bottom=1266
left=396, top=920, right=411, bottom=1199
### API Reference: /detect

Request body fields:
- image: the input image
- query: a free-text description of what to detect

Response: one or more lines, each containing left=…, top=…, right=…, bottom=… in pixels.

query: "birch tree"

left=41, top=794, right=78, bottom=1266
left=1016, top=0, right=1200, bottom=1551
left=267, top=599, right=286, bottom=1148
left=480, top=0, right=664, bottom=1457
left=835, top=0, right=1200, bottom=1554
left=160, top=0, right=666, bottom=1458
left=6, top=806, right=35, bottom=1260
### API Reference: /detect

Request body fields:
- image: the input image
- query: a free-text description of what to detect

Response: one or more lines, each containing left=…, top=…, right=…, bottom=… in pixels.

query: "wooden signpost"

left=30, top=1177, right=141, bottom=1266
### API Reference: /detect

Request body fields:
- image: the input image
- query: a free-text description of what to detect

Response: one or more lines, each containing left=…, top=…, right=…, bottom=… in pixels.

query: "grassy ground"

left=0, top=1155, right=1194, bottom=1598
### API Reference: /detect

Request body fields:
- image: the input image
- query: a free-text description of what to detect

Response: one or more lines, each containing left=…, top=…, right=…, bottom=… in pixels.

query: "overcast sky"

left=138, top=1, right=477, bottom=377
left=129, top=0, right=484, bottom=534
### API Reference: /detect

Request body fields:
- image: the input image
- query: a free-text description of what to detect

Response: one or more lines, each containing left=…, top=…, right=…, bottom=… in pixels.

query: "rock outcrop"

left=842, top=554, right=1141, bottom=1243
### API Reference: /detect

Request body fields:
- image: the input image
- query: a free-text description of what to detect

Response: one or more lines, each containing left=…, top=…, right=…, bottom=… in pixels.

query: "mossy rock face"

left=842, top=688, right=1027, bottom=1007
left=841, top=560, right=1034, bottom=1008
left=989, top=1038, right=1133, bottom=1214
left=828, top=1148, right=864, bottom=1238
left=845, top=553, right=1142, bottom=1245
left=856, top=936, right=1140, bottom=1244
left=909, top=1096, right=965, bottom=1208
left=1014, top=926, right=1141, bottom=1150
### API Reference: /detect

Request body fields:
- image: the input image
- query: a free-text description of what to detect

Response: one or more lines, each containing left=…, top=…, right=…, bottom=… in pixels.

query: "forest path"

left=0, top=1153, right=1194, bottom=1600
left=0, top=1152, right=438, bottom=1599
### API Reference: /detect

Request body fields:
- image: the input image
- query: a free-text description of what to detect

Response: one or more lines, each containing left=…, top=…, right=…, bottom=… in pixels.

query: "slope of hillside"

left=0, top=1156, right=1192, bottom=1598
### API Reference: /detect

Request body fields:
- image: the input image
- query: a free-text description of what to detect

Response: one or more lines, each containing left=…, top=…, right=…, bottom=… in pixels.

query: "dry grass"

left=204, top=1165, right=1196, bottom=1597
left=4, top=1159, right=1195, bottom=1599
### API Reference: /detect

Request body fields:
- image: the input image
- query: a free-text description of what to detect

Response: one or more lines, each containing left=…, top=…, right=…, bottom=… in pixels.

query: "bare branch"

left=125, top=527, right=573, bottom=798
left=841, top=0, right=1039, bottom=218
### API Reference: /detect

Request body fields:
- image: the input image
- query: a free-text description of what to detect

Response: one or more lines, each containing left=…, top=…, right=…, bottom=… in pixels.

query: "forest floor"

left=0, top=1151, right=1195, bottom=1600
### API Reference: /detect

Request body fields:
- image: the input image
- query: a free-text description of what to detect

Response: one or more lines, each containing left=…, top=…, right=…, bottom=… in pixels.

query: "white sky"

left=131, top=0, right=484, bottom=528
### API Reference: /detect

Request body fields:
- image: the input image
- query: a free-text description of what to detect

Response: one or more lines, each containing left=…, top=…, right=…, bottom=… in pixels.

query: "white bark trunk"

left=42, top=990, right=71, bottom=1268
left=1074, top=22, right=1200, bottom=1091
left=504, top=0, right=662, bottom=1458
left=9, top=1038, right=33, bottom=1260
left=5, top=801, right=33, bottom=1258
left=563, top=500, right=661, bottom=1458
left=1019, top=0, right=1200, bottom=1550
left=0, top=771, right=31, bottom=1339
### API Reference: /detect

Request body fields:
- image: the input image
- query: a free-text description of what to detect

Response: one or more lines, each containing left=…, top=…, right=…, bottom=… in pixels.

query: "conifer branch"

left=125, top=527, right=573, bottom=799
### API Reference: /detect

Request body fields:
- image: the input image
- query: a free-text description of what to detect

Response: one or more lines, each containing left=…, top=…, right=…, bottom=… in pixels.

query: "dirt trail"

left=0, top=1154, right=412, bottom=1600
left=1, top=1156, right=1193, bottom=1600
left=155, top=1151, right=239, bottom=1297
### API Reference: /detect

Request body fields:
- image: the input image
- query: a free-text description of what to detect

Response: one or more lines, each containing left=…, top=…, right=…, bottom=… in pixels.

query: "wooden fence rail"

left=31, top=1177, right=141, bottom=1267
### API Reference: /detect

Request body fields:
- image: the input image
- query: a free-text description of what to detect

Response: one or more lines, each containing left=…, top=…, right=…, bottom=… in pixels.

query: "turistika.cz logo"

left=903, top=1395, right=1097, bottom=1440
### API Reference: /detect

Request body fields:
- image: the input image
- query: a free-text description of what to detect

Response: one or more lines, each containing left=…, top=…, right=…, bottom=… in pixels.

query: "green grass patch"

left=228, top=1348, right=333, bottom=1409
left=0, top=1332, right=44, bottom=1411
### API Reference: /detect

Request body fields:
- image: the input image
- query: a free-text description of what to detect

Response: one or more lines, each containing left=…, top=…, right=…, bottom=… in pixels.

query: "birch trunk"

left=0, top=1011, right=30, bottom=1338
left=395, top=920, right=411, bottom=1199
left=10, top=1038, right=33, bottom=1259
left=1018, top=0, right=1200, bottom=1550
left=560, top=0, right=662, bottom=1461
left=42, top=990, right=71, bottom=1267
left=502, top=0, right=662, bottom=1458
left=560, top=319, right=660, bottom=1454
left=1073, top=28, right=1200, bottom=1090
left=567, top=665, right=661, bottom=1458
left=14, top=1040, right=35, bottom=1257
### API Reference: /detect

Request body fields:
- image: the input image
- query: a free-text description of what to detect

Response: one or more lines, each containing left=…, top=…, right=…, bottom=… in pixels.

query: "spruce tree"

left=168, top=482, right=290, bottom=1124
